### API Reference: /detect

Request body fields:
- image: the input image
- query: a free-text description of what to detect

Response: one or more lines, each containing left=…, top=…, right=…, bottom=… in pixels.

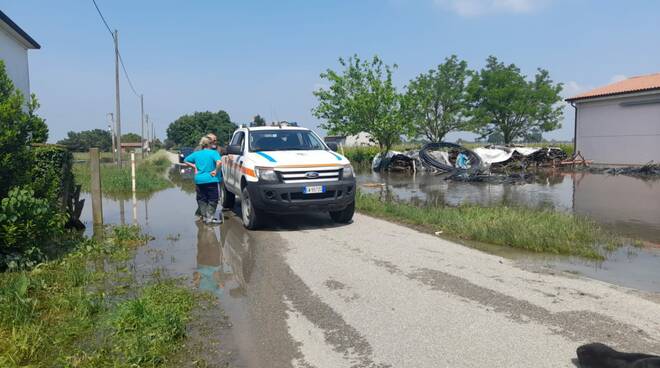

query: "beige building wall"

left=575, top=92, right=660, bottom=165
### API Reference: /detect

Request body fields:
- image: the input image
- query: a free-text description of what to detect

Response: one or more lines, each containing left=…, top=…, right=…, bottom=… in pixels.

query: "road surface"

left=203, top=210, right=660, bottom=368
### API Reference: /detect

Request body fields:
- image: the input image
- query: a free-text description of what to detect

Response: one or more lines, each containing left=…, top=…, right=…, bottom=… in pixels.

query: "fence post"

left=89, top=148, right=103, bottom=226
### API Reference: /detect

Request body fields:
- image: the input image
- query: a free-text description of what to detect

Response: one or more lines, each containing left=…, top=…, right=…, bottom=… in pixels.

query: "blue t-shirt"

left=184, top=149, right=222, bottom=184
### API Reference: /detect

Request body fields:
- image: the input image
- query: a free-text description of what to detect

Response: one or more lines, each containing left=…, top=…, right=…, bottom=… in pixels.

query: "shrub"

left=29, top=144, right=75, bottom=210
left=0, top=187, right=67, bottom=270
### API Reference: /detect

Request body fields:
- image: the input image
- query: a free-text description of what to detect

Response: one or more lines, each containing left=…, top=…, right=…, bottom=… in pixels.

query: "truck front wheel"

left=330, top=201, right=355, bottom=224
left=241, top=187, right=262, bottom=230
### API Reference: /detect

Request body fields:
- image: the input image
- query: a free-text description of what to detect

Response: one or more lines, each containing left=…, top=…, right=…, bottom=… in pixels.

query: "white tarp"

left=473, top=146, right=541, bottom=165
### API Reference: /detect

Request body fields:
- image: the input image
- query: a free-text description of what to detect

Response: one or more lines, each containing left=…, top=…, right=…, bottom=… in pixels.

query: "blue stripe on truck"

left=255, top=151, right=277, bottom=162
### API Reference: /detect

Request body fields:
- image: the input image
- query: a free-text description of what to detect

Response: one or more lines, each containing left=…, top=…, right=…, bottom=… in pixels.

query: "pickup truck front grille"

left=278, top=169, right=341, bottom=184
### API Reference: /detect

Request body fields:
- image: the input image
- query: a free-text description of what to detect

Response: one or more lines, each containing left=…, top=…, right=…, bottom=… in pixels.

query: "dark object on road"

left=178, top=147, right=194, bottom=163
left=576, top=343, right=660, bottom=368
left=419, top=142, right=482, bottom=173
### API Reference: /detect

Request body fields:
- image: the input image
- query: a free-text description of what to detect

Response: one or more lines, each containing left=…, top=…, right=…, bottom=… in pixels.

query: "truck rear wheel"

left=330, top=201, right=354, bottom=224
left=221, top=182, right=235, bottom=209
left=241, top=187, right=262, bottom=230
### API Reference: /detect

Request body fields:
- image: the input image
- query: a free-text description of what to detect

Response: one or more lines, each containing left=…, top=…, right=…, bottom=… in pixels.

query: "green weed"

left=356, top=191, right=620, bottom=259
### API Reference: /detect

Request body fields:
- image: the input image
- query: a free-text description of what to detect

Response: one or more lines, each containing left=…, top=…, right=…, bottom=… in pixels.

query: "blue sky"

left=2, top=0, right=659, bottom=142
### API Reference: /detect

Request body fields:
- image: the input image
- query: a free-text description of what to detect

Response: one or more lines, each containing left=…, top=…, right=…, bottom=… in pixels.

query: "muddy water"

left=356, top=170, right=660, bottom=243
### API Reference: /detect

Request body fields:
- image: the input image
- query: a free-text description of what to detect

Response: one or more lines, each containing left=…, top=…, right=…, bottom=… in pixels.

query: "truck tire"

left=221, top=182, right=235, bottom=209
left=241, top=186, right=261, bottom=230
left=330, top=201, right=355, bottom=224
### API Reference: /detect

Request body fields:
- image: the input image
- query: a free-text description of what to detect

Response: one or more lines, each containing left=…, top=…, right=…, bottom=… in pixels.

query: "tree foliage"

left=252, top=114, right=266, bottom=126
left=0, top=60, right=49, bottom=198
left=467, top=56, right=563, bottom=144
left=403, top=55, right=472, bottom=142
left=121, top=132, right=141, bottom=143
left=166, top=111, right=236, bottom=148
left=57, top=129, right=112, bottom=152
left=313, top=55, right=407, bottom=153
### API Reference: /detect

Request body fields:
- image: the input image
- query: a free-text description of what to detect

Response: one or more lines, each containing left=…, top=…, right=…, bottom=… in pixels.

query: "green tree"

left=403, top=55, right=472, bottom=142
left=121, top=132, right=142, bottom=143
left=0, top=60, right=49, bottom=198
left=57, top=129, right=112, bottom=151
left=313, top=55, right=407, bottom=153
left=166, top=110, right=237, bottom=148
left=252, top=114, right=266, bottom=126
left=467, top=56, right=563, bottom=144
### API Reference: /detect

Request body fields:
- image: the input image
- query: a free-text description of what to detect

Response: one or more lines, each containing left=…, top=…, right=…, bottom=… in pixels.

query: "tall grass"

left=356, top=191, right=618, bottom=259
left=73, top=151, right=172, bottom=194
left=0, top=225, right=197, bottom=367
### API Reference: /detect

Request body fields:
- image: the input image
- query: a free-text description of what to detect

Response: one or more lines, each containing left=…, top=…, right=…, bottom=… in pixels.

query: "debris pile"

left=582, top=162, right=660, bottom=177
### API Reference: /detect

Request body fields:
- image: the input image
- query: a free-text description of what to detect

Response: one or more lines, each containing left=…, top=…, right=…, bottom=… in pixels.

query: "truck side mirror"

left=327, top=142, right=339, bottom=152
left=227, top=144, right=242, bottom=155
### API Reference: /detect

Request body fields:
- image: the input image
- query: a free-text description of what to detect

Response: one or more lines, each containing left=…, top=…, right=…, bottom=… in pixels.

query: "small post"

left=131, top=152, right=137, bottom=223
left=89, top=148, right=103, bottom=226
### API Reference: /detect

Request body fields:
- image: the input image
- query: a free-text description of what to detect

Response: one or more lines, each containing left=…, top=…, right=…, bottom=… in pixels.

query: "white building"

left=566, top=73, right=660, bottom=165
left=0, top=10, right=40, bottom=97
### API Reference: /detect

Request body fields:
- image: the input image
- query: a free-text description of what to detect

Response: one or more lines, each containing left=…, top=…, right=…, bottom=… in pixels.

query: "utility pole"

left=114, top=29, right=122, bottom=167
left=145, top=114, right=150, bottom=152
left=107, top=113, right=116, bottom=164
left=140, top=94, right=145, bottom=159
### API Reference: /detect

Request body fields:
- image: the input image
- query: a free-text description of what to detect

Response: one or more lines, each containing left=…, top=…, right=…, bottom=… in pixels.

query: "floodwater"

left=356, top=170, right=660, bottom=244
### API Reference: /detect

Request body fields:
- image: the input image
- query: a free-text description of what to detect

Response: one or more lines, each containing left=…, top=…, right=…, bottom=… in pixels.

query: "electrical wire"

left=91, top=0, right=140, bottom=97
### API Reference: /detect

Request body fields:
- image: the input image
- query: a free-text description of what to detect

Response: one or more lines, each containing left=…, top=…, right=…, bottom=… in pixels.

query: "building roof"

left=0, top=10, right=40, bottom=49
left=566, top=73, right=660, bottom=102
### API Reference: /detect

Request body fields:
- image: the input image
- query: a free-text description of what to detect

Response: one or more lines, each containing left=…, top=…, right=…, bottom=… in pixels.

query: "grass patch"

left=0, top=225, right=199, bottom=367
left=356, top=191, right=619, bottom=259
left=73, top=150, right=172, bottom=194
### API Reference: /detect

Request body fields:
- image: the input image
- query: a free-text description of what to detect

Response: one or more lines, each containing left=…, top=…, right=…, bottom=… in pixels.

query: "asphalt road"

left=208, top=211, right=660, bottom=368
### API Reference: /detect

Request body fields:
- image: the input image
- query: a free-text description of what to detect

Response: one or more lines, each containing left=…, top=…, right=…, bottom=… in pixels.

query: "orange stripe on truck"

left=275, top=163, right=342, bottom=168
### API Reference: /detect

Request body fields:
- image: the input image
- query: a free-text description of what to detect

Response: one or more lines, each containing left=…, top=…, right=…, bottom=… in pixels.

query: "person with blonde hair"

left=184, top=135, right=223, bottom=224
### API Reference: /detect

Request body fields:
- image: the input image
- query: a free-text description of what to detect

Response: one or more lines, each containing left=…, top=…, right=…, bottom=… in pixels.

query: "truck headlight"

left=342, top=164, right=355, bottom=178
left=255, top=167, right=279, bottom=182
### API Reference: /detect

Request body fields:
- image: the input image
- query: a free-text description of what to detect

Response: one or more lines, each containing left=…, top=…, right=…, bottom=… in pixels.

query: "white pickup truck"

left=221, top=124, right=356, bottom=229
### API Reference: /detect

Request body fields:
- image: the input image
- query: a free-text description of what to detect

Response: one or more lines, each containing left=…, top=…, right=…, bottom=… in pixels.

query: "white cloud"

left=434, top=0, right=550, bottom=17
left=609, top=74, right=627, bottom=83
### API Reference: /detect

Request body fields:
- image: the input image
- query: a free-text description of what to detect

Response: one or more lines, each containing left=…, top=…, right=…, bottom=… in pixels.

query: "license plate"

left=303, top=185, right=325, bottom=194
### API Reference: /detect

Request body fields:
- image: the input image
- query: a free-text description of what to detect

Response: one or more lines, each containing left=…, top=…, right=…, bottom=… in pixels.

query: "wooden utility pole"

left=89, top=148, right=103, bottom=226
left=140, top=94, right=145, bottom=159
left=114, top=29, right=122, bottom=167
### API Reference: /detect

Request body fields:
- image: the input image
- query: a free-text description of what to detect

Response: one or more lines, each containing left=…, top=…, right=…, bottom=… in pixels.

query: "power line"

left=91, top=0, right=113, bottom=38
left=91, top=0, right=140, bottom=97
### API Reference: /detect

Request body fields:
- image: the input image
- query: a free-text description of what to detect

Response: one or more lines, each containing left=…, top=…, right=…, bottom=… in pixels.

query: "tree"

left=313, top=55, right=407, bottom=153
left=0, top=60, right=48, bottom=198
left=403, top=55, right=472, bottom=142
left=166, top=110, right=237, bottom=148
left=252, top=114, right=266, bottom=126
left=57, top=129, right=112, bottom=151
left=121, top=132, right=141, bottom=143
left=467, top=56, right=563, bottom=144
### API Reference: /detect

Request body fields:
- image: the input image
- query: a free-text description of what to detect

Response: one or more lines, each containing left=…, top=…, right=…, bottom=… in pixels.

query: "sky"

left=2, top=0, right=659, bottom=143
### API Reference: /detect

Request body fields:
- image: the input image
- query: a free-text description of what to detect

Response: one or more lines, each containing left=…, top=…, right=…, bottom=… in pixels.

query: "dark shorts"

left=196, top=182, right=219, bottom=203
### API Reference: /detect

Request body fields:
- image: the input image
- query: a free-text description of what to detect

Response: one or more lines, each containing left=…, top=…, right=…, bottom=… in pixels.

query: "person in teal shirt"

left=184, top=136, right=222, bottom=224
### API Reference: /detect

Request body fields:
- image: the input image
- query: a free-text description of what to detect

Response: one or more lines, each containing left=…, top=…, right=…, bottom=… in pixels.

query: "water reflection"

left=357, top=170, right=660, bottom=242
left=193, top=219, right=256, bottom=298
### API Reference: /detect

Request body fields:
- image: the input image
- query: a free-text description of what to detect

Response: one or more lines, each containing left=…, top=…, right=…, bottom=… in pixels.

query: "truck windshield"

left=249, top=130, right=326, bottom=151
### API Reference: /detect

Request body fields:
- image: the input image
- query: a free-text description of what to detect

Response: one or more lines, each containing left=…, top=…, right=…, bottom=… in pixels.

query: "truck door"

left=227, top=131, right=245, bottom=190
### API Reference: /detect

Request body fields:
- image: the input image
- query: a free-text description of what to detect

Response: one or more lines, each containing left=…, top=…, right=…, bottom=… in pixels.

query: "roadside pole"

left=89, top=148, right=104, bottom=229
left=131, top=152, right=137, bottom=223
left=140, top=94, right=145, bottom=159
left=114, top=30, right=122, bottom=167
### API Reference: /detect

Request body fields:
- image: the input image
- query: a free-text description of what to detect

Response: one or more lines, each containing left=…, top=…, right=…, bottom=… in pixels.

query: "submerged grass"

left=73, top=150, right=172, bottom=194
left=356, top=191, right=619, bottom=259
left=0, top=225, right=198, bottom=367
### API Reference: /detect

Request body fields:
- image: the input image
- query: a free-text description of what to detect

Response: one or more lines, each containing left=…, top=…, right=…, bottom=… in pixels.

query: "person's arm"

left=210, top=152, right=222, bottom=177
left=184, top=152, right=198, bottom=173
